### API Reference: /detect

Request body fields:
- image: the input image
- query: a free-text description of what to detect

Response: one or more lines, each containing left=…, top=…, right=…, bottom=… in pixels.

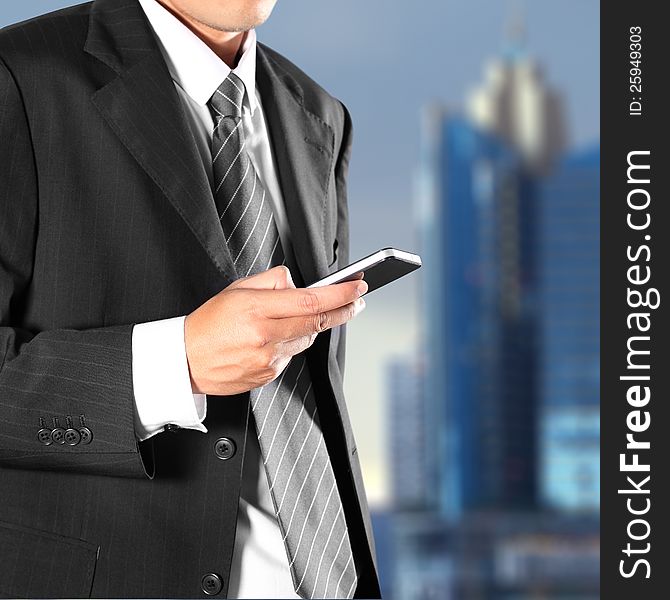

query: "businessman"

left=0, top=0, right=381, bottom=597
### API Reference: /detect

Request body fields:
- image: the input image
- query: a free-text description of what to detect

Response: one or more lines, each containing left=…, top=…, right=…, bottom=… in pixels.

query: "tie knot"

left=209, top=72, right=245, bottom=120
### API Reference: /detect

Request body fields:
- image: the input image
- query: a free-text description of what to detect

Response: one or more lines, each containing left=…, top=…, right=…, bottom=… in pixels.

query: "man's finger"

left=266, top=298, right=366, bottom=342
left=261, top=280, right=367, bottom=318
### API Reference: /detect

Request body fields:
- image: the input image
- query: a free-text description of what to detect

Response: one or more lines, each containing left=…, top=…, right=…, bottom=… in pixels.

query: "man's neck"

left=155, top=0, right=247, bottom=67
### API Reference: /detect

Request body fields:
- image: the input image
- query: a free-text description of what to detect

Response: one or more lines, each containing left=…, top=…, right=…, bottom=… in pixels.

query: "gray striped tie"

left=208, top=73, right=358, bottom=599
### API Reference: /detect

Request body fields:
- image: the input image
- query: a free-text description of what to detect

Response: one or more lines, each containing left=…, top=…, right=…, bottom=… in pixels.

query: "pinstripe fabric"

left=209, top=75, right=357, bottom=599
left=0, top=6, right=255, bottom=596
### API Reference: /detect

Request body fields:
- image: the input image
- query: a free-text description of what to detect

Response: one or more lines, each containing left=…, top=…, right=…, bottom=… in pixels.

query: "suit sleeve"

left=333, top=101, right=353, bottom=373
left=0, top=58, right=152, bottom=479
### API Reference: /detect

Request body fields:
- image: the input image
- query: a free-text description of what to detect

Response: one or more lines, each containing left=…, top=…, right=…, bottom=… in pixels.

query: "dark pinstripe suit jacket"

left=0, top=0, right=380, bottom=597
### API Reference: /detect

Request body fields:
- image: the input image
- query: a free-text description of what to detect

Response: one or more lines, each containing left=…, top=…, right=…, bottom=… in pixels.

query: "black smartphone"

left=307, top=247, right=422, bottom=295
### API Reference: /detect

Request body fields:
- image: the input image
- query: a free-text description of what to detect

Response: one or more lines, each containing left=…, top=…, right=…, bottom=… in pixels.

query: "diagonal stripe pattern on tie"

left=208, top=72, right=358, bottom=599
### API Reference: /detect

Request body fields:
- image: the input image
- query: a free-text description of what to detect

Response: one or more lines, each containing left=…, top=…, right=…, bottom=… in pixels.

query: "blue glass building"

left=539, top=148, right=600, bottom=512
left=418, top=109, right=538, bottom=519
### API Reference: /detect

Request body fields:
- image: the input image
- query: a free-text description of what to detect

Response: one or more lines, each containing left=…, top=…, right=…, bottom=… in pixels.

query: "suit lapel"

left=84, top=0, right=237, bottom=281
left=256, top=45, right=335, bottom=287
left=83, top=1, right=335, bottom=287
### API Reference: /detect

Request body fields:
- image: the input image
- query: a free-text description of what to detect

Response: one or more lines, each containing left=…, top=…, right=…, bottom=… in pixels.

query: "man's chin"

left=197, top=14, right=271, bottom=33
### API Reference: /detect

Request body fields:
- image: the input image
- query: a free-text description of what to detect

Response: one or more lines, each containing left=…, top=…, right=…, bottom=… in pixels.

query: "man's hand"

left=184, top=266, right=367, bottom=395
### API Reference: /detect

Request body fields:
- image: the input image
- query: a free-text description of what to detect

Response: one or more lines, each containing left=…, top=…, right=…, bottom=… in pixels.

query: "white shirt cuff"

left=132, top=316, right=207, bottom=441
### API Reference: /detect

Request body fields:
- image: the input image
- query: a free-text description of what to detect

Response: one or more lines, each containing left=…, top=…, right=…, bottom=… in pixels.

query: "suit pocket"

left=0, top=520, right=98, bottom=599
left=328, top=239, right=339, bottom=270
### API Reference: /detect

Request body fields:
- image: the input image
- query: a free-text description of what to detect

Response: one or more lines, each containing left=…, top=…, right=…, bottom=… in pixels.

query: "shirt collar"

left=138, top=0, right=258, bottom=114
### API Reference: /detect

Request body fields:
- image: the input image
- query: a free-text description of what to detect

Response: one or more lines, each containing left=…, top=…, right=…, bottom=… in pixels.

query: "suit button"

left=201, top=573, right=222, bottom=595
left=78, top=415, right=93, bottom=444
left=79, top=427, right=93, bottom=444
left=64, top=428, right=81, bottom=445
left=51, top=427, right=66, bottom=444
left=37, top=428, right=53, bottom=445
left=214, top=437, right=236, bottom=460
left=64, top=417, right=81, bottom=445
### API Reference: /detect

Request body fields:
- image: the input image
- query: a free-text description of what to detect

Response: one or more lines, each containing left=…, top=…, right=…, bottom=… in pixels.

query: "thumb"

left=229, top=265, right=295, bottom=291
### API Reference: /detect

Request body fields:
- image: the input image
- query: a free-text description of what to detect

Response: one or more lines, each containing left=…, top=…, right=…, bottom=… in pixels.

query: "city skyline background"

left=385, top=13, right=599, bottom=593
left=1, top=0, right=600, bottom=506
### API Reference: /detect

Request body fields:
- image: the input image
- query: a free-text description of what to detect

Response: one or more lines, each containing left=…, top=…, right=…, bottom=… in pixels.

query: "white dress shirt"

left=133, top=1, right=300, bottom=597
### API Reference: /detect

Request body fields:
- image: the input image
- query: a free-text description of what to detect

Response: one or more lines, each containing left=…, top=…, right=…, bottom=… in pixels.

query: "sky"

left=1, top=1, right=600, bottom=505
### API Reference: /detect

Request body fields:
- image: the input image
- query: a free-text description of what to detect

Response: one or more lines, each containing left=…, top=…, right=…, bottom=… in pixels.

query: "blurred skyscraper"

left=417, top=110, right=538, bottom=519
left=466, top=13, right=565, bottom=175
left=414, top=19, right=576, bottom=520
left=386, top=358, right=429, bottom=510
left=539, top=148, right=600, bottom=512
